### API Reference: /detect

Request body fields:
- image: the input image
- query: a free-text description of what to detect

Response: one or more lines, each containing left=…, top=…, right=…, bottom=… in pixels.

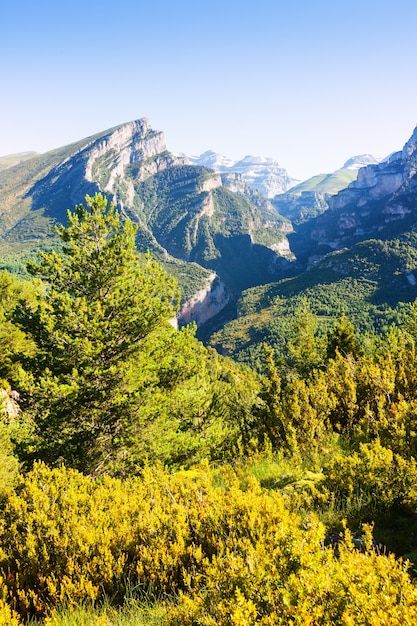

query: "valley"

left=3, top=120, right=417, bottom=624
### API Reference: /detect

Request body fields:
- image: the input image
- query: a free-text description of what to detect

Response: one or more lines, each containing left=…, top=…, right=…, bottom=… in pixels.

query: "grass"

left=29, top=597, right=168, bottom=625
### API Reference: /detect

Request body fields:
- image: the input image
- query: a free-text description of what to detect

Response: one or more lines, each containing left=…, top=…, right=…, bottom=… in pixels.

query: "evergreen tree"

left=284, top=298, right=324, bottom=379
left=326, top=312, right=363, bottom=360
left=15, top=194, right=185, bottom=473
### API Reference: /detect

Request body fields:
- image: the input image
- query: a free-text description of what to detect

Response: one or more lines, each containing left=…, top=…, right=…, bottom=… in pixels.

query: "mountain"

left=289, top=129, right=417, bottom=267
left=0, top=119, right=293, bottom=325
left=202, top=129, right=417, bottom=364
left=4, top=119, right=417, bottom=357
left=0, top=152, right=39, bottom=171
left=185, top=151, right=298, bottom=198
left=272, top=155, right=382, bottom=225
left=207, top=233, right=417, bottom=365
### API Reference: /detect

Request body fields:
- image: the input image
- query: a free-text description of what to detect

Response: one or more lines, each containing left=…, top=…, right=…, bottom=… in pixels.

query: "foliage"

left=2, top=462, right=417, bottom=624
left=326, top=312, right=363, bottom=359
left=43, top=599, right=167, bottom=626
left=13, top=194, right=187, bottom=473
left=9, top=194, right=260, bottom=474
left=209, top=235, right=417, bottom=369
left=0, top=417, right=19, bottom=496
left=322, top=439, right=417, bottom=521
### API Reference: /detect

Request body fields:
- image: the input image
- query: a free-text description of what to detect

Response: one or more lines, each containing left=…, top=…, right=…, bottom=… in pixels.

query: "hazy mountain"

left=0, top=119, right=294, bottom=325
left=185, top=151, right=298, bottom=198
left=272, top=155, right=382, bottom=224
left=0, top=152, right=39, bottom=171
left=201, top=129, right=417, bottom=359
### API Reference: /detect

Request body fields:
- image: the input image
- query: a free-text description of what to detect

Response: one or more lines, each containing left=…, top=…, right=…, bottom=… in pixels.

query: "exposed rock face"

left=82, top=118, right=187, bottom=207
left=273, top=190, right=330, bottom=225
left=289, top=127, right=417, bottom=265
left=185, top=151, right=298, bottom=198
left=0, top=389, right=20, bottom=418
left=330, top=157, right=406, bottom=211
left=273, top=155, right=382, bottom=225
left=0, top=118, right=296, bottom=328
left=85, top=119, right=167, bottom=185
left=177, top=273, right=229, bottom=327
left=342, top=154, right=382, bottom=170
left=220, top=172, right=292, bottom=230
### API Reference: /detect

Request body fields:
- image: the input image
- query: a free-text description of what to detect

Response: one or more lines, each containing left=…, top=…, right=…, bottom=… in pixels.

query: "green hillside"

left=3, top=195, right=417, bottom=624
left=208, top=235, right=417, bottom=367
left=127, top=164, right=291, bottom=291
left=287, top=169, right=358, bottom=196
left=0, top=122, right=293, bottom=301
left=272, top=168, right=358, bottom=223
left=0, top=151, right=38, bottom=171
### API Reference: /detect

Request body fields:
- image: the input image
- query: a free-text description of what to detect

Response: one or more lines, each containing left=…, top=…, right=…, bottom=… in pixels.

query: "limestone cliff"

left=289, top=127, right=417, bottom=265
left=177, top=274, right=230, bottom=327
left=0, top=118, right=296, bottom=327
left=273, top=155, right=382, bottom=225
left=185, top=151, right=298, bottom=198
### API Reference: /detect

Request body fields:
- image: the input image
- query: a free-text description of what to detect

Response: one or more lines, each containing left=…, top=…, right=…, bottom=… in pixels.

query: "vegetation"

left=4, top=193, right=417, bottom=622
left=128, top=166, right=287, bottom=291
left=272, top=168, right=359, bottom=224
left=209, top=235, right=417, bottom=369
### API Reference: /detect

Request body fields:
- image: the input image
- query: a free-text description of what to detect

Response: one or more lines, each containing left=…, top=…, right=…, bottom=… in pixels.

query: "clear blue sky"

left=2, top=0, right=417, bottom=180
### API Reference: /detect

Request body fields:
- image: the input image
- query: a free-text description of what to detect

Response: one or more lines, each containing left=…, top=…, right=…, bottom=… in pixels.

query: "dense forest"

left=3, top=194, right=417, bottom=624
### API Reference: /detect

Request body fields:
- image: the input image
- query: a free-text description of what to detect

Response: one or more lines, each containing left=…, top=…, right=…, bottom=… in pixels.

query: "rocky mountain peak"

left=402, top=125, right=417, bottom=159
left=84, top=118, right=171, bottom=190
left=184, top=151, right=297, bottom=198
left=289, top=125, right=417, bottom=265
left=340, top=154, right=382, bottom=170
left=185, top=150, right=235, bottom=170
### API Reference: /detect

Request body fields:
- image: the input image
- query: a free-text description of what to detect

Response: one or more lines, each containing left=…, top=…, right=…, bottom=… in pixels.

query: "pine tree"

left=16, top=194, right=182, bottom=473
left=326, top=312, right=363, bottom=360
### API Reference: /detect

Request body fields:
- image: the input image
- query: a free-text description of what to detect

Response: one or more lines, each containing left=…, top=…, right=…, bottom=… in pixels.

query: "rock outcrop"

left=273, top=155, right=382, bottom=225
left=289, top=128, right=417, bottom=265
left=0, top=118, right=296, bottom=327
left=177, top=274, right=230, bottom=327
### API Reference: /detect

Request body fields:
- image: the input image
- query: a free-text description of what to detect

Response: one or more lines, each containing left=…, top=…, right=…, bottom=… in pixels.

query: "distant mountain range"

left=290, top=129, right=417, bottom=267
left=272, top=155, right=382, bottom=224
left=184, top=151, right=298, bottom=198
left=206, top=126, right=417, bottom=362
left=2, top=119, right=417, bottom=356
left=0, top=120, right=292, bottom=326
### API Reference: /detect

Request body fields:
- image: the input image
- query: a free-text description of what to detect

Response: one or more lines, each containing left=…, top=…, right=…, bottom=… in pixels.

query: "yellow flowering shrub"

left=1, top=461, right=417, bottom=623
left=166, top=526, right=417, bottom=625
left=0, top=580, right=21, bottom=626
left=0, top=600, right=21, bottom=626
left=322, top=439, right=417, bottom=516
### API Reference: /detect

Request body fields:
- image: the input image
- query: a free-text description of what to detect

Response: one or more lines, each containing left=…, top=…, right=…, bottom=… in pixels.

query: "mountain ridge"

left=272, top=155, right=382, bottom=225
left=184, top=150, right=299, bottom=198
left=0, top=119, right=294, bottom=326
left=289, top=126, right=417, bottom=266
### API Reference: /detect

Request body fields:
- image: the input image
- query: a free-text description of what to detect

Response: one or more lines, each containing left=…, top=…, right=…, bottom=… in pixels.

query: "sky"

left=2, top=0, right=417, bottom=181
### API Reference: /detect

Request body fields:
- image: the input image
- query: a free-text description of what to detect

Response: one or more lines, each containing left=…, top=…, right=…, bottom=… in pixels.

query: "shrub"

left=1, top=461, right=417, bottom=624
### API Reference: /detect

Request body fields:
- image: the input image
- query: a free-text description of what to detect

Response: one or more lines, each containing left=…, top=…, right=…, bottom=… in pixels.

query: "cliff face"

left=272, top=155, right=382, bottom=225
left=0, top=118, right=296, bottom=326
left=177, top=274, right=230, bottom=327
left=290, top=127, right=417, bottom=265
left=85, top=119, right=167, bottom=183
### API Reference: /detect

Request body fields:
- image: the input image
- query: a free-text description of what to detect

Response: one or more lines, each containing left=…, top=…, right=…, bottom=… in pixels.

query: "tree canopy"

left=13, top=195, right=193, bottom=472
